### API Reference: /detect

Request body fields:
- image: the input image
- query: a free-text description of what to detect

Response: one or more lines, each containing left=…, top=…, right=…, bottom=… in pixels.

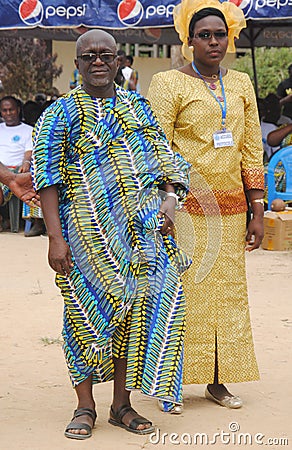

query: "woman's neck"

left=193, top=60, right=220, bottom=78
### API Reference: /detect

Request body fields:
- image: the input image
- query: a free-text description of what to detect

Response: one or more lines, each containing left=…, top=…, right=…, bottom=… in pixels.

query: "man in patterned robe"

left=32, top=29, right=190, bottom=440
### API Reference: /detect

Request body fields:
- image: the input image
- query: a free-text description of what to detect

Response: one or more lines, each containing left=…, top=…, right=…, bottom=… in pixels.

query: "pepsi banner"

left=0, top=0, right=291, bottom=31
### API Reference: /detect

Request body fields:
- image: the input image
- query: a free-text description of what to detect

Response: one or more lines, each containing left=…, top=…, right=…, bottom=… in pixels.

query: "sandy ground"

left=0, top=232, right=291, bottom=450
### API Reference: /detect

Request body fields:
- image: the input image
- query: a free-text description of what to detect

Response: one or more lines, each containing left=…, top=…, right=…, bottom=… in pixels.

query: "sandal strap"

left=111, top=405, right=152, bottom=430
left=111, top=405, right=133, bottom=422
left=129, top=416, right=153, bottom=430
left=73, top=408, right=97, bottom=423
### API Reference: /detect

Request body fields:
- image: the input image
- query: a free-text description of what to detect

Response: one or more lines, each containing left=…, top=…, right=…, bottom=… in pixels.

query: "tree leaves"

left=231, top=47, right=292, bottom=98
left=0, top=37, right=62, bottom=101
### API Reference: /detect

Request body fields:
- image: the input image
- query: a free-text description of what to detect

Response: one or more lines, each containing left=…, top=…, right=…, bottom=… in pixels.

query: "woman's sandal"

left=108, top=404, right=155, bottom=435
left=64, top=407, right=97, bottom=440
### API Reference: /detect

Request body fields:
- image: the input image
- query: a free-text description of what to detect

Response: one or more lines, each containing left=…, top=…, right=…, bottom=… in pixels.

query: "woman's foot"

left=109, top=403, right=155, bottom=434
left=65, top=406, right=97, bottom=439
left=205, top=384, right=243, bottom=409
left=157, top=400, right=183, bottom=414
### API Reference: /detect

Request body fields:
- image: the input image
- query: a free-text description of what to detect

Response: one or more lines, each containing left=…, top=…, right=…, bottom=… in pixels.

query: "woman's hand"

left=48, top=235, right=73, bottom=275
left=157, top=196, right=176, bottom=236
left=245, top=215, right=264, bottom=252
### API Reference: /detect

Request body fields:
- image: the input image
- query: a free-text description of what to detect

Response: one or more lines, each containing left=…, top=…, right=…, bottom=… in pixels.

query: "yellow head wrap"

left=173, top=0, right=246, bottom=61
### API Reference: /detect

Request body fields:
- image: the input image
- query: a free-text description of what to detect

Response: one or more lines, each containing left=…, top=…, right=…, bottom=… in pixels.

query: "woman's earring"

left=189, top=45, right=194, bottom=50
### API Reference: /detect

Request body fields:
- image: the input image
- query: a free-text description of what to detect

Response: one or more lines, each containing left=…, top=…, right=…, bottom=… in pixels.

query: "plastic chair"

left=267, top=145, right=292, bottom=210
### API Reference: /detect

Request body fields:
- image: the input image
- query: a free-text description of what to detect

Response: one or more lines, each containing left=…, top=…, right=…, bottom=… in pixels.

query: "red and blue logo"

left=117, top=0, right=144, bottom=27
left=19, top=0, right=44, bottom=26
left=222, top=0, right=253, bottom=17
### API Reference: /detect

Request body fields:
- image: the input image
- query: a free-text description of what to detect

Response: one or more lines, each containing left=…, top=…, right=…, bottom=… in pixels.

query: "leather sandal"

left=64, top=407, right=97, bottom=440
left=108, top=404, right=155, bottom=435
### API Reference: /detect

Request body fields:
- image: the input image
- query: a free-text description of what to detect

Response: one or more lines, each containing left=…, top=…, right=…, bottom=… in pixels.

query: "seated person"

left=0, top=96, right=44, bottom=235
left=267, top=123, right=292, bottom=149
left=265, top=122, right=292, bottom=204
left=260, top=94, right=281, bottom=162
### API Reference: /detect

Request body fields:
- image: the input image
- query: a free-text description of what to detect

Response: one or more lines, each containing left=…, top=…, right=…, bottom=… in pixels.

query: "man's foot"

left=205, top=384, right=243, bottom=409
left=109, top=404, right=155, bottom=434
left=64, top=407, right=97, bottom=440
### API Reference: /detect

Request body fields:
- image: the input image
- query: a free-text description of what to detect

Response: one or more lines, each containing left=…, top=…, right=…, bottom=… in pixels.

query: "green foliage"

left=0, top=37, right=62, bottom=101
left=231, top=47, right=292, bottom=98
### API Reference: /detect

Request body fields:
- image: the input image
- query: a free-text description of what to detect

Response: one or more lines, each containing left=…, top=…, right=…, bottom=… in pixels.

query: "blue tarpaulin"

left=0, top=0, right=291, bottom=31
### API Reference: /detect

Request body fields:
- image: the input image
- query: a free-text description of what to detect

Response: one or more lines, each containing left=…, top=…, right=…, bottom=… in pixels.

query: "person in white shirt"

left=117, top=50, right=137, bottom=91
left=0, top=96, right=32, bottom=169
left=260, top=94, right=281, bottom=162
left=0, top=96, right=44, bottom=235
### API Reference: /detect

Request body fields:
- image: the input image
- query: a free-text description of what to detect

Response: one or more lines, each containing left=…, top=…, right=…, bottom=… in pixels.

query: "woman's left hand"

left=157, top=196, right=176, bottom=236
left=245, top=215, right=264, bottom=251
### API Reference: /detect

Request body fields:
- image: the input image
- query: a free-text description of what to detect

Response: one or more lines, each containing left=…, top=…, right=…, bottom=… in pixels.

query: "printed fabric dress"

left=32, top=85, right=191, bottom=405
left=148, top=69, right=264, bottom=390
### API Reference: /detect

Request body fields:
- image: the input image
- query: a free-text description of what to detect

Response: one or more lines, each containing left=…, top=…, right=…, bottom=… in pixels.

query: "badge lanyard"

left=191, top=61, right=227, bottom=130
left=192, top=61, right=233, bottom=148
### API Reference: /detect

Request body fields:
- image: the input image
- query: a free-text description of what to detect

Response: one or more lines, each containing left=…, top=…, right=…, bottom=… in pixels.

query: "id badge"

left=213, top=130, right=234, bottom=148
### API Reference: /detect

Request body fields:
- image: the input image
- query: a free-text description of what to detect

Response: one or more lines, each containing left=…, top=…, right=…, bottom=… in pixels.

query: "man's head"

left=0, top=96, right=21, bottom=127
left=288, top=63, right=292, bottom=79
left=125, top=55, right=134, bottom=67
left=75, top=30, right=119, bottom=97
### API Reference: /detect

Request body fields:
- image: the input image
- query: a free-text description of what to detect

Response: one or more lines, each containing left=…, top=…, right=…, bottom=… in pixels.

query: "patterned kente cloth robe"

left=32, top=85, right=190, bottom=405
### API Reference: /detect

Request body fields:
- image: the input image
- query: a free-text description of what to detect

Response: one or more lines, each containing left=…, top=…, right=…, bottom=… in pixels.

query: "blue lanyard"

left=192, top=62, right=227, bottom=130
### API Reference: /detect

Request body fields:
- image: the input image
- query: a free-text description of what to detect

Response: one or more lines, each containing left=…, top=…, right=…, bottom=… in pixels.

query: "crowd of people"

left=0, top=0, right=291, bottom=442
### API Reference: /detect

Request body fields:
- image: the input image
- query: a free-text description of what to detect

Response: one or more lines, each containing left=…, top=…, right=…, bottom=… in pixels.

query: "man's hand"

left=9, top=172, right=40, bottom=206
left=48, top=235, right=73, bottom=275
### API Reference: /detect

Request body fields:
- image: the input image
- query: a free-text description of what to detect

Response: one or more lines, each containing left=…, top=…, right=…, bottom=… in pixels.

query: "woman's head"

left=173, top=0, right=246, bottom=62
left=188, top=7, right=228, bottom=39
left=188, top=8, right=229, bottom=66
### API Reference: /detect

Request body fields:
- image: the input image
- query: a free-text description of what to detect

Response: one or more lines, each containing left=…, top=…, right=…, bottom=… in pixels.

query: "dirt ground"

left=0, top=232, right=291, bottom=450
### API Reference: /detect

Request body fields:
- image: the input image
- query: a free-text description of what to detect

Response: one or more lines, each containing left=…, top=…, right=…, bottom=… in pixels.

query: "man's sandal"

left=108, top=404, right=155, bottom=435
left=64, top=407, right=97, bottom=440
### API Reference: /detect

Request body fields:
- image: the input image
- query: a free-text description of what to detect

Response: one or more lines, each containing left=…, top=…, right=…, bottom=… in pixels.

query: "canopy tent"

left=0, top=0, right=291, bottom=95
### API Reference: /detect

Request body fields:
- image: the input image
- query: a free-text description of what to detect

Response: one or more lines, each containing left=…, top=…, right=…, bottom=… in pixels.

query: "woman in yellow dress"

left=148, top=0, right=264, bottom=412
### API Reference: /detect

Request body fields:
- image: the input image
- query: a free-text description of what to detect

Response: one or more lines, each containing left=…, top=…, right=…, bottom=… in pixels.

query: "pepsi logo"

left=144, top=28, right=162, bottom=43
left=117, top=0, right=144, bottom=27
left=224, top=0, right=253, bottom=17
left=19, top=0, right=44, bottom=26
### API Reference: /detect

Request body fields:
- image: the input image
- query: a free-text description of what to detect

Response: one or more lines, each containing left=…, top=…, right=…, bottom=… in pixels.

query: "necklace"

left=191, top=63, right=219, bottom=90
left=202, top=74, right=218, bottom=90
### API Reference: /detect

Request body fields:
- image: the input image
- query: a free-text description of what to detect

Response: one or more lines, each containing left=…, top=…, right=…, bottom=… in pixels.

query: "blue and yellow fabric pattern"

left=32, top=85, right=191, bottom=405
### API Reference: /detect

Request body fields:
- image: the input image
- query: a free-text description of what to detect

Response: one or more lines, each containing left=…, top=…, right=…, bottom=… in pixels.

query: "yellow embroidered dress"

left=148, top=69, right=264, bottom=384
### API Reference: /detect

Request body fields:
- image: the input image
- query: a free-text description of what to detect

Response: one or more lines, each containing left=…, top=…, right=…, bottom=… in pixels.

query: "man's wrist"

left=2, top=170, right=15, bottom=188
